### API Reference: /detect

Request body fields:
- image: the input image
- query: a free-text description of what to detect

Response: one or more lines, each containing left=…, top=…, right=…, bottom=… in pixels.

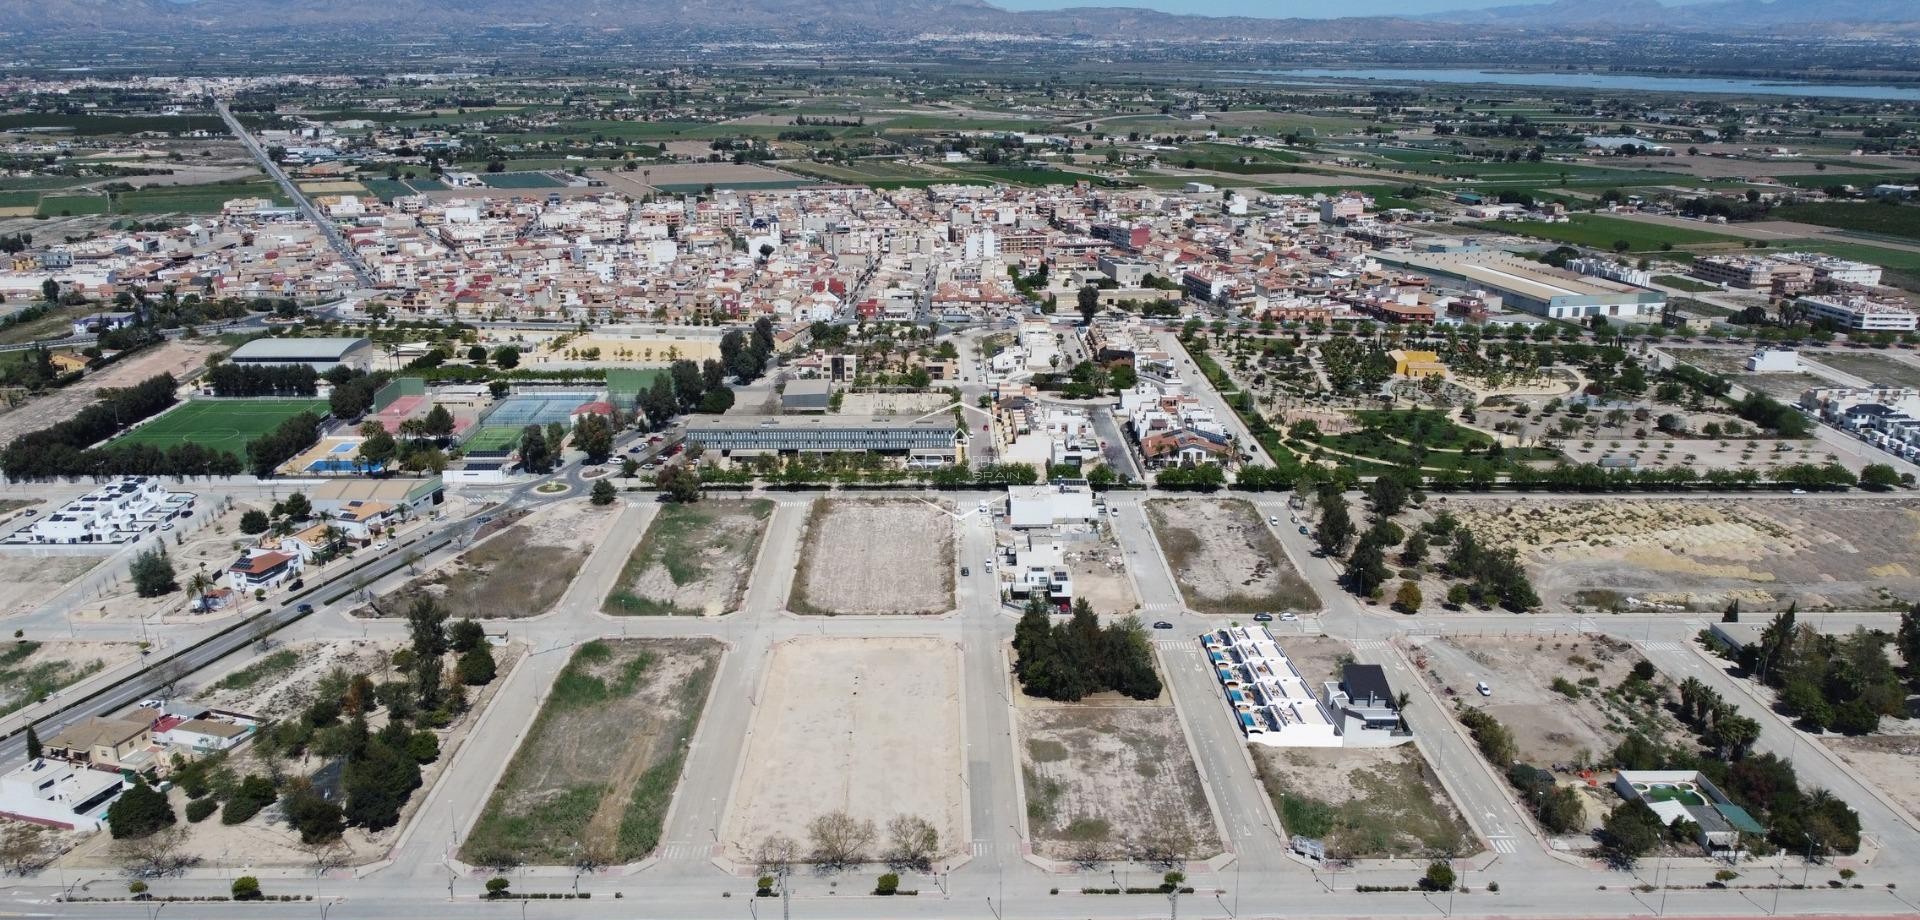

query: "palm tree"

left=185, top=571, right=215, bottom=612
left=1395, top=691, right=1412, bottom=733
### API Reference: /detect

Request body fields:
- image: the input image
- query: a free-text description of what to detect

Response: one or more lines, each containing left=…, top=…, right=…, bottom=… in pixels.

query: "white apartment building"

left=1567, top=256, right=1652, bottom=288
left=0, top=759, right=127, bottom=833
left=7, top=478, right=193, bottom=545
left=1796, top=294, right=1919, bottom=332
left=1773, top=252, right=1883, bottom=287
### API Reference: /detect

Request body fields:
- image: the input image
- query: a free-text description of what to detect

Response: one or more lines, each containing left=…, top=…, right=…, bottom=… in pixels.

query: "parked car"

left=1476, top=681, right=1492, bottom=697
left=1152, top=621, right=1174, bottom=630
left=1297, top=525, right=1309, bottom=535
left=960, top=566, right=970, bottom=576
left=1279, top=612, right=1298, bottom=622
left=1267, top=516, right=1279, bottom=526
left=1252, top=612, right=1274, bottom=622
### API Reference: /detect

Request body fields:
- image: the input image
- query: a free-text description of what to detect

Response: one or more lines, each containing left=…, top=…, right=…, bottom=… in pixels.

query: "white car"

left=1278, top=612, right=1298, bottom=622
left=1790, top=488, right=1807, bottom=495
left=1267, top=516, right=1279, bottom=526
left=1476, top=681, right=1492, bottom=697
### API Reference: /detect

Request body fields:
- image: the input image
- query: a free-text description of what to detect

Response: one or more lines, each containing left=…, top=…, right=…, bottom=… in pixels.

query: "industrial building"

left=1379, top=252, right=1665, bottom=323
left=227, top=336, right=374, bottom=372
left=685, top=414, right=960, bottom=462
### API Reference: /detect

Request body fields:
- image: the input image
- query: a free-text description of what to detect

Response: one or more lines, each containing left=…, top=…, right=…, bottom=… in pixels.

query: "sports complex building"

left=1379, top=251, right=1667, bottom=323
left=684, top=414, right=960, bottom=463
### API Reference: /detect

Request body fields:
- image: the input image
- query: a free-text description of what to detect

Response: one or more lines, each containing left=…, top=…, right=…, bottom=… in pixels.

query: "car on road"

left=137, top=699, right=163, bottom=709
left=1109, top=507, right=1120, bottom=517
left=297, top=603, right=314, bottom=614
left=1252, top=612, right=1273, bottom=622
left=1279, top=612, right=1298, bottom=622
left=960, top=566, right=970, bottom=576
left=984, top=560, right=994, bottom=571
left=1152, top=621, right=1174, bottom=630
left=1297, top=525, right=1308, bottom=535
left=160, top=522, right=173, bottom=531
left=1476, top=681, right=1492, bottom=696
left=1791, top=488, right=1808, bottom=494
left=1267, top=515, right=1279, bottom=526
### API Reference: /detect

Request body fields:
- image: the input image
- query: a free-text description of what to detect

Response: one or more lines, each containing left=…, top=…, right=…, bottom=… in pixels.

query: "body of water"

left=1246, top=68, right=1920, bottom=102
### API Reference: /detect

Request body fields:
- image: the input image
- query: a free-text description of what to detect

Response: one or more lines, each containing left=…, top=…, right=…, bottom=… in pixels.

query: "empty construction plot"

left=604, top=499, right=772, bottom=616
left=1243, top=638, right=1474, bottom=859
left=462, top=638, right=722, bottom=867
left=1147, top=497, right=1318, bottom=614
left=789, top=499, right=954, bottom=615
left=1442, top=496, right=1920, bottom=612
left=720, top=638, right=964, bottom=864
left=1017, top=687, right=1223, bottom=864
left=359, top=501, right=614, bottom=619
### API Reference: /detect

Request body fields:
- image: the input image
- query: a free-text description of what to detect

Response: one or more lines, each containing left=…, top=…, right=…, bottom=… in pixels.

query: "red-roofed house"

left=226, top=549, right=303, bottom=593
left=570, top=401, right=616, bottom=424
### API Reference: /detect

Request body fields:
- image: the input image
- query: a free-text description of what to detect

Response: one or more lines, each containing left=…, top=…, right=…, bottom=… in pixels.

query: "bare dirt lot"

left=463, top=638, right=722, bottom=866
left=1146, top=498, right=1318, bottom=615
left=1436, top=495, right=1920, bottom=612
left=360, top=500, right=615, bottom=619
left=790, top=499, right=954, bottom=615
left=1017, top=689, right=1222, bottom=863
left=191, top=639, right=399, bottom=720
left=0, top=339, right=225, bottom=446
left=1067, top=535, right=1138, bottom=615
left=1416, top=635, right=1688, bottom=767
left=835, top=392, right=953, bottom=417
left=1809, top=351, right=1920, bottom=391
left=720, top=638, right=964, bottom=864
left=0, top=554, right=102, bottom=619
left=1821, top=732, right=1920, bottom=820
left=604, top=500, right=771, bottom=616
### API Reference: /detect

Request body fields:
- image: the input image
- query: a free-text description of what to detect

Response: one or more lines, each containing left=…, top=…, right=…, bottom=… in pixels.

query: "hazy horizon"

left=988, top=0, right=1712, bottom=17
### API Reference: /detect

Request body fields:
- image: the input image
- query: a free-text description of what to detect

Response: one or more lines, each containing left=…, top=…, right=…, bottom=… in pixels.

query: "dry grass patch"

left=790, top=499, right=953, bottom=615
left=1018, top=701, right=1222, bottom=864
left=462, top=638, right=722, bottom=867
left=360, top=501, right=613, bottom=619
left=604, top=500, right=771, bottom=616
left=0, top=640, right=132, bottom=717
left=0, top=555, right=101, bottom=619
left=1251, top=744, right=1476, bottom=859
left=1147, top=497, right=1317, bottom=614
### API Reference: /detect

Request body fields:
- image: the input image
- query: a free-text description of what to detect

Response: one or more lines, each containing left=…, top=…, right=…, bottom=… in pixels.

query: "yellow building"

left=1390, top=349, right=1447, bottom=379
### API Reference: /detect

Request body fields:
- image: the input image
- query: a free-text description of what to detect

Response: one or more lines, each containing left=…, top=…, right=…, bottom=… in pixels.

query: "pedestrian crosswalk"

left=659, top=843, right=709, bottom=861
left=1641, top=640, right=1686, bottom=653
left=1487, top=835, right=1518, bottom=854
left=970, top=840, right=993, bottom=857
left=1351, top=640, right=1390, bottom=652
left=1152, top=638, right=1195, bottom=650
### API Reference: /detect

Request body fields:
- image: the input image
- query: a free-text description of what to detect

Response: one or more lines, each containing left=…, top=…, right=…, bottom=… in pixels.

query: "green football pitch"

left=113, top=399, right=330, bottom=457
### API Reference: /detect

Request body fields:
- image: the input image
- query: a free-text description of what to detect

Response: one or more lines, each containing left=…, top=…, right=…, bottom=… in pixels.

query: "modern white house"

left=226, top=549, right=304, bottom=593
left=154, top=712, right=258, bottom=757
left=1006, top=483, right=1098, bottom=529
left=1614, top=770, right=1766, bottom=857
left=4, top=478, right=193, bottom=545
left=1201, top=627, right=1340, bottom=747
left=0, top=759, right=127, bottom=832
left=1320, top=663, right=1415, bottom=748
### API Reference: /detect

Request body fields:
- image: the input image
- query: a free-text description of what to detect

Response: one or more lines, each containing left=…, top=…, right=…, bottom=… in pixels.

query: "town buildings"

left=3, top=478, right=193, bottom=546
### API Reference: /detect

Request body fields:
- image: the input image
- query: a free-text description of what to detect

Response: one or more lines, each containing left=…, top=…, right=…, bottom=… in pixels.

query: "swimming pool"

left=305, top=458, right=385, bottom=474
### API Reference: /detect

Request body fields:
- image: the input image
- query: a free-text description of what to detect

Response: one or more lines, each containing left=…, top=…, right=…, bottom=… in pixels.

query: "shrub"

left=485, top=878, right=510, bottom=899
left=1421, top=861, right=1456, bottom=892
left=185, top=798, right=218, bottom=823
left=232, top=877, right=262, bottom=901
left=875, top=873, right=900, bottom=896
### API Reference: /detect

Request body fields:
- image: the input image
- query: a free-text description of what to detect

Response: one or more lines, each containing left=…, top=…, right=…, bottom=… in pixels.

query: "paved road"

left=215, top=100, right=374, bottom=288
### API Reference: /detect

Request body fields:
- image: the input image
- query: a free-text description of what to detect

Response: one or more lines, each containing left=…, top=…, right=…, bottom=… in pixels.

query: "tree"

left=239, top=509, right=269, bottom=534
left=572, top=413, right=615, bottom=463
left=1314, top=499, right=1353, bottom=556
left=517, top=424, right=554, bottom=474
left=491, top=346, right=520, bottom=369
left=107, top=779, right=175, bottom=839
left=24, top=726, right=40, bottom=761
left=456, top=646, right=497, bottom=685
left=591, top=478, right=617, bottom=506
left=130, top=545, right=178, bottom=597
left=1399, top=530, right=1428, bottom=567
left=1600, top=800, right=1664, bottom=866
left=1445, top=582, right=1471, bottom=609
left=448, top=618, right=486, bottom=653
left=405, top=597, right=448, bottom=660
left=1899, top=605, right=1920, bottom=689
left=357, top=425, right=397, bottom=469
left=281, top=778, right=345, bottom=844
left=1722, top=599, right=1740, bottom=623
left=343, top=740, right=421, bottom=831
left=883, top=814, right=939, bottom=872
left=282, top=492, right=312, bottom=521
left=1859, top=463, right=1902, bottom=491
left=231, top=876, right=263, bottom=901
left=1076, top=284, right=1100, bottom=325
left=1420, top=860, right=1456, bottom=892
left=808, top=811, right=876, bottom=869
left=422, top=404, right=456, bottom=439
left=485, top=877, right=511, bottom=899
left=1346, top=537, right=1390, bottom=597
left=1393, top=581, right=1423, bottom=614
left=656, top=465, right=701, bottom=503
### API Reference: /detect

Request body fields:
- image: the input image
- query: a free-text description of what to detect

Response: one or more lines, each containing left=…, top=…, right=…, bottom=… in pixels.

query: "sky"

left=988, top=0, right=1535, bottom=15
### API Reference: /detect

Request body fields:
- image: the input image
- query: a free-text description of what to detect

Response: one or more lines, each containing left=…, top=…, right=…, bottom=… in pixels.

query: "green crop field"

left=1468, top=214, right=1743, bottom=251
left=0, top=113, right=229, bottom=135
left=1771, top=201, right=1920, bottom=242
left=114, top=399, right=330, bottom=458
left=652, top=180, right=816, bottom=195
left=954, top=166, right=1094, bottom=187
left=35, top=195, right=110, bottom=217
left=119, top=182, right=288, bottom=214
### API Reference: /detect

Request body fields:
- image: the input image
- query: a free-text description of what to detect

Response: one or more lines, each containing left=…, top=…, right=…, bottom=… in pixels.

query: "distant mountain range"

left=0, top=0, right=1912, bottom=37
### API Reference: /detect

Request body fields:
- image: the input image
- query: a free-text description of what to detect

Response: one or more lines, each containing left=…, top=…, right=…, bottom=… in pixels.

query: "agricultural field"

left=462, top=638, right=722, bottom=867
left=1145, top=498, right=1318, bottom=615
left=1017, top=679, right=1222, bottom=864
left=790, top=499, right=954, bottom=615
left=1242, top=636, right=1475, bottom=859
left=1434, top=495, right=1920, bottom=612
left=1468, top=214, right=1744, bottom=251
left=603, top=499, right=772, bottom=615
left=719, top=638, right=964, bottom=865
left=360, top=501, right=614, bottom=619
left=111, top=397, right=330, bottom=458
left=1415, top=634, right=1690, bottom=831
left=478, top=171, right=567, bottom=190
left=1770, top=201, right=1920, bottom=242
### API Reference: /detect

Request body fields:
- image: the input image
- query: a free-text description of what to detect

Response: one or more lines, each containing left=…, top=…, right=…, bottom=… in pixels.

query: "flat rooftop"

left=1387, top=252, right=1647, bottom=301
left=684, top=414, right=954, bottom=432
